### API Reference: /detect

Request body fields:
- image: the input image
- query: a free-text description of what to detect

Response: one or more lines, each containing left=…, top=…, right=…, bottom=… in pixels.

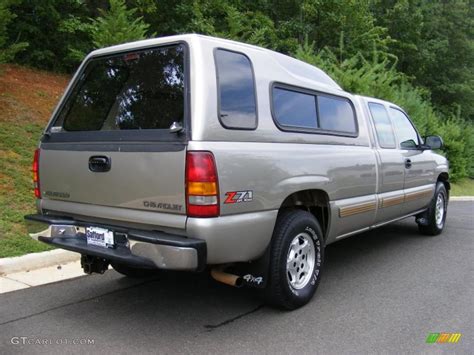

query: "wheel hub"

left=435, top=193, right=445, bottom=228
left=286, top=232, right=315, bottom=289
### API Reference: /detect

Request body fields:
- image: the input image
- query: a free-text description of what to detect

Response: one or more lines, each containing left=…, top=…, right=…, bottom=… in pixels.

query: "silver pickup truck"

left=25, top=34, right=449, bottom=310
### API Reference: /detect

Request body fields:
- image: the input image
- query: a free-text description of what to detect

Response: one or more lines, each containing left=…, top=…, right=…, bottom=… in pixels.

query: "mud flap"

left=231, top=247, right=271, bottom=289
left=416, top=211, right=429, bottom=226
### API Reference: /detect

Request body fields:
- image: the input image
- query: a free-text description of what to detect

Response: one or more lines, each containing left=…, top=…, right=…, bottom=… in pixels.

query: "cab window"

left=389, top=108, right=419, bottom=149
left=368, top=103, right=396, bottom=148
left=318, top=95, right=356, bottom=133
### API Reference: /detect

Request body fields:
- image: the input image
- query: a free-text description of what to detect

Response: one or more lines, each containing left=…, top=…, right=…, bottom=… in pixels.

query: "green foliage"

left=89, top=0, right=151, bottom=48
left=172, top=0, right=282, bottom=49
left=6, top=0, right=90, bottom=71
left=63, top=0, right=152, bottom=62
left=270, top=0, right=393, bottom=58
left=373, top=0, right=474, bottom=121
left=0, top=0, right=28, bottom=63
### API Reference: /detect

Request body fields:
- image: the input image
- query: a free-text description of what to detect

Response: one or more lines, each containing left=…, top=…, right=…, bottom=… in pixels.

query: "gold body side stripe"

left=340, top=187, right=434, bottom=217
left=381, top=195, right=405, bottom=208
left=404, top=189, right=433, bottom=202
left=339, top=202, right=376, bottom=218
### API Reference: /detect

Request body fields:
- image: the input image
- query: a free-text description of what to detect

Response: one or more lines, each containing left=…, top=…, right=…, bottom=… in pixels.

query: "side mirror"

left=424, top=135, right=443, bottom=150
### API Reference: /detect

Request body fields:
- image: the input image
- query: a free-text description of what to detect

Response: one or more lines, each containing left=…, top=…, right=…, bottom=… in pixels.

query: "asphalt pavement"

left=1, top=201, right=473, bottom=354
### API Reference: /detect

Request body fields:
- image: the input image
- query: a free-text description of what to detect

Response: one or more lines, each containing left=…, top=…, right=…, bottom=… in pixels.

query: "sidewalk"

left=0, top=249, right=83, bottom=294
left=0, top=260, right=84, bottom=293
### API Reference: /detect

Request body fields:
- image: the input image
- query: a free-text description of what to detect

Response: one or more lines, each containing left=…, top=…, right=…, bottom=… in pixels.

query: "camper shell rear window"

left=47, top=43, right=189, bottom=143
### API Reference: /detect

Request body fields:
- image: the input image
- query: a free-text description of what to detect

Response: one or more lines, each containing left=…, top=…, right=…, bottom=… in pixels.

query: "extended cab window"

left=368, top=103, right=396, bottom=148
left=272, top=85, right=357, bottom=135
left=215, top=49, right=257, bottom=129
left=389, top=108, right=419, bottom=149
left=272, top=88, right=317, bottom=128
left=318, top=95, right=356, bottom=133
left=58, top=44, right=185, bottom=132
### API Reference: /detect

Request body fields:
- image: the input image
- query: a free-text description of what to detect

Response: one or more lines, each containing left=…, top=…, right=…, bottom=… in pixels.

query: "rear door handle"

left=405, top=158, right=412, bottom=169
left=89, top=156, right=111, bottom=172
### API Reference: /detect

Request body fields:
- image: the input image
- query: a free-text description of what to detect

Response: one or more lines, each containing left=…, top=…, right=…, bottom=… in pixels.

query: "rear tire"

left=111, top=263, right=158, bottom=278
left=418, top=182, right=448, bottom=236
left=265, top=209, right=324, bottom=310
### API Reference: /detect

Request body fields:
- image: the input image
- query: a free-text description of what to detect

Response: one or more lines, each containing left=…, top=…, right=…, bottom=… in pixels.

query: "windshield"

left=56, top=44, right=185, bottom=132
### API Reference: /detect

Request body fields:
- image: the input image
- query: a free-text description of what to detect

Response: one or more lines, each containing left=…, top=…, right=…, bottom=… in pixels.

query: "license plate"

left=86, top=227, right=114, bottom=248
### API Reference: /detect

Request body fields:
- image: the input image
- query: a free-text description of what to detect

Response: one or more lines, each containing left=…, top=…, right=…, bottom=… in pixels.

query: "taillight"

left=186, top=151, right=219, bottom=217
left=33, top=148, right=41, bottom=198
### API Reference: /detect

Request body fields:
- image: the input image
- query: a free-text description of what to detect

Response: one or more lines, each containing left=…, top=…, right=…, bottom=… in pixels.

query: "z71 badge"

left=224, top=190, right=253, bottom=204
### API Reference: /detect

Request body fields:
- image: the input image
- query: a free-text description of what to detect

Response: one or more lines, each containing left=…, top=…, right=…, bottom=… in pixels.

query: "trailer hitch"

left=81, top=255, right=109, bottom=274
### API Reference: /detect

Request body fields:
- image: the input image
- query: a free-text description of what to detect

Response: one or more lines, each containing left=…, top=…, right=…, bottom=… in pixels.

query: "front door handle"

left=405, top=158, right=412, bottom=169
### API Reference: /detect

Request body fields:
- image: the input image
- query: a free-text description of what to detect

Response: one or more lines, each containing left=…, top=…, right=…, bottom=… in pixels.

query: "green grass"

left=451, top=178, right=474, bottom=196
left=0, top=119, right=54, bottom=258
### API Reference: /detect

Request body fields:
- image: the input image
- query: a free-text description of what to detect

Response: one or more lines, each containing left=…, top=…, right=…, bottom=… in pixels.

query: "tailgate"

left=40, top=147, right=186, bottom=214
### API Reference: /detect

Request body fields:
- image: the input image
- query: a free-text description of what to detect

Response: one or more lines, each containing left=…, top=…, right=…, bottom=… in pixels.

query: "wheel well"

left=438, top=173, right=450, bottom=193
left=279, top=189, right=330, bottom=239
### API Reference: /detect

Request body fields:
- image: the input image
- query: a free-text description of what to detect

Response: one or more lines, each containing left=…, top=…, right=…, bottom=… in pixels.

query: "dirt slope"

left=0, top=64, right=69, bottom=257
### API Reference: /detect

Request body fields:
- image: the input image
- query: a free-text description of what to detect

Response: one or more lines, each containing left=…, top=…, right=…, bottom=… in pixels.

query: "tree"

left=0, top=0, right=28, bottom=64
left=268, top=0, right=392, bottom=57
left=89, top=0, right=151, bottom=48
left=61, top=0, right=152, bottom=64
left=170, top=0, right=281, bottom=49
left=6, top=0, right=89, bottom=71
left=373, top=0, right=474, bottom=121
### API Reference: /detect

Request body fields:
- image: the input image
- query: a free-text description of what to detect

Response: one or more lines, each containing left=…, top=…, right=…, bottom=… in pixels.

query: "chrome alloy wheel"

left=286, top=232, right=315, bottom=290
left=435, top=193, right=445, bottom=228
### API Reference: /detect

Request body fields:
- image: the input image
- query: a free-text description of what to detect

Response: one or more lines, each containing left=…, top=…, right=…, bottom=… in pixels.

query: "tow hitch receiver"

left=81, top=255, right=109, bottom=274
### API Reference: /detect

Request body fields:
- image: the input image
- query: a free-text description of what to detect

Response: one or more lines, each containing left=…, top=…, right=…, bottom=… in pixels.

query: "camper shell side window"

left=270, top=83, right=358, bottom=137
left=214, top=48, right=258, bottom=130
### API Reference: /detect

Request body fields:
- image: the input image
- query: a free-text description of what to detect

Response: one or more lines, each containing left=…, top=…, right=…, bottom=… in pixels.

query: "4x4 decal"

left=224, top=190, right=253, bottom=204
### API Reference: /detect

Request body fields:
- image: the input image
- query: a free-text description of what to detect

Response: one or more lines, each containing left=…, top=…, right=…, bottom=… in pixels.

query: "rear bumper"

left=24, top=214, right=206, bottom=271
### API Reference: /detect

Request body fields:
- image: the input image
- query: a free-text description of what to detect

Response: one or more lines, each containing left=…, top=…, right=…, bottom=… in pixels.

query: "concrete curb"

left=450, top=196, right=474, bottom=201
left=0, top=249, right=80, bottom=275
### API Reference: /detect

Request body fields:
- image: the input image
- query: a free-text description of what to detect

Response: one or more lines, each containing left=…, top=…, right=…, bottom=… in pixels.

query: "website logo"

left=426, top=333, right=462, bottom=344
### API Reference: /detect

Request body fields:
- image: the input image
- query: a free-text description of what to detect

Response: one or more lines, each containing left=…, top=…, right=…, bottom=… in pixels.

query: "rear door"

left=366, top=102, right=406, bottom=224
left=39, top=43, right=189, bottom=226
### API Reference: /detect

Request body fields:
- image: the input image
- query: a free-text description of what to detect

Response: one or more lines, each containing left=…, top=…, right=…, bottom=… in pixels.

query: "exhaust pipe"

left=211, top=268, right=243, bottom=288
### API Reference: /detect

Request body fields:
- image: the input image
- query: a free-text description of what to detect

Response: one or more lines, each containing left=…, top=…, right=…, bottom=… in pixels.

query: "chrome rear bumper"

left=25, top=214, right=206, bottom=271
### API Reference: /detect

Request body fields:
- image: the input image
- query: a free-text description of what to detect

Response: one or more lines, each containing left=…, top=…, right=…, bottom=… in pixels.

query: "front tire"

left=418, top=182, right=448, bottom=236
left=265, top=210, right=324, bottom=310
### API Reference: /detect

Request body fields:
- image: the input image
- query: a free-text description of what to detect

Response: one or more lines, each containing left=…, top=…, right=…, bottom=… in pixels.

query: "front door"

left=389, top=107, right=436, bottom=213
